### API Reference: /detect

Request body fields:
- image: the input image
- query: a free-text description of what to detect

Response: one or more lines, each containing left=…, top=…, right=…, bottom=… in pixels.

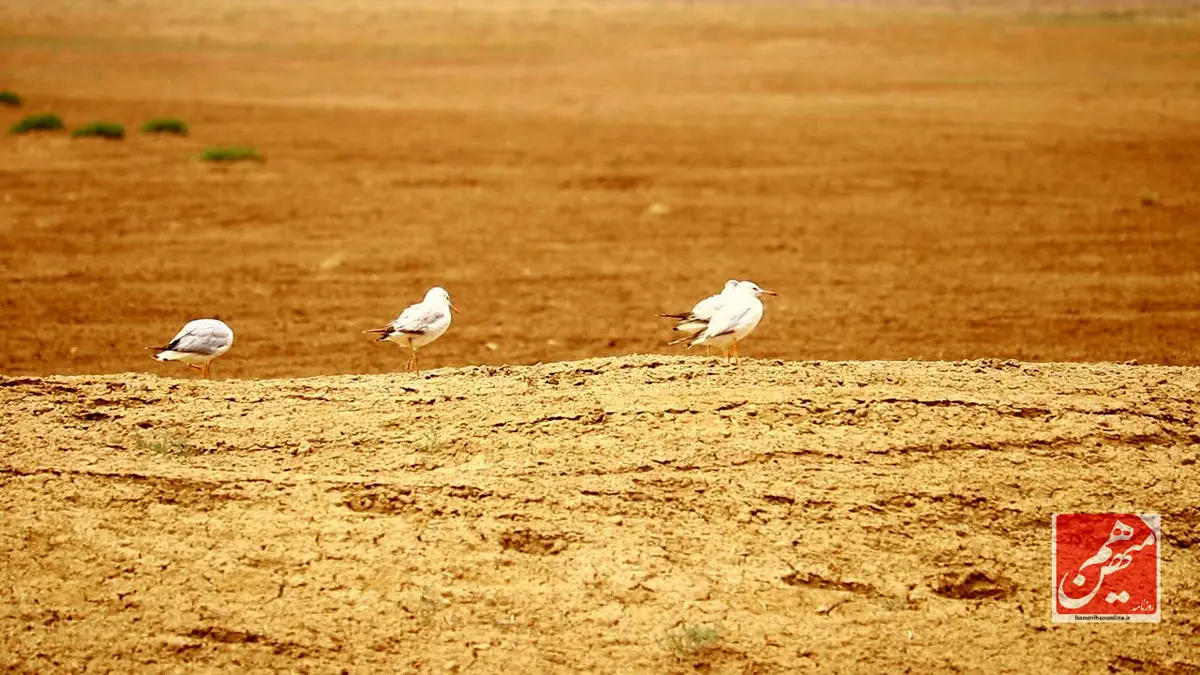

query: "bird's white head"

left=425, top=286, right=458, bottom=312
left=720, top=279, right=740, bottom=294
left=737, top=281, right=777, bottom=298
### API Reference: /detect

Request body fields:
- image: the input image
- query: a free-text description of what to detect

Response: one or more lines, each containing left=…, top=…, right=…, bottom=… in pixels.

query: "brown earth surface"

left=3, top=1, right=1200, bottom=673
left=2, top=357, right=1199, bottom=672
left=2, top=1, right=1200, bottom=377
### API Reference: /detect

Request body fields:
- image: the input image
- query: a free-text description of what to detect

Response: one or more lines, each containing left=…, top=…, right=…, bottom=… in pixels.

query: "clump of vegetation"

left=200, top=146, right=263, bottom=163
left=9, top=113, right=64, bottom=135
left=664, top=624, right=720, bottom=660
left=0, top=91, right=21, bottom=107
left=71, top=121, right=125, bottom=140
left=415, top=586, right=450, bottom=626
left=141, top=118, right=189, bottom=135
left=418, top=427, right=445, bottom=454
left=136, top=433, right=196, bottom=456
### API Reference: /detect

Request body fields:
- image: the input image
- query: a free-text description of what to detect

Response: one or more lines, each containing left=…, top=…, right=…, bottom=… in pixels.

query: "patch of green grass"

left=141, top=118, right=189, bottom=135
left=0, top=91, right=21, bottom=107
left=200, top=146, right=263, bottom=163
left=136, top=433, right=196, bottom=456
left=9, top=113, right=64, bottom=135
left=71, top=121, right=125, bottom=140
left=664, top=624, right=720, bottom=660
left=417, top=427, right=445, bottom=453
left=415, top=586, right=450, bottom=626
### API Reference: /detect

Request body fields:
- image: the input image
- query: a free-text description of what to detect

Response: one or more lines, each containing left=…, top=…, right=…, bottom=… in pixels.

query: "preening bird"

left=364, top=287, right=456, bottom=371
left=690, top=281, right=776, bottom=363
left=147, top=318, right=234, bottom=377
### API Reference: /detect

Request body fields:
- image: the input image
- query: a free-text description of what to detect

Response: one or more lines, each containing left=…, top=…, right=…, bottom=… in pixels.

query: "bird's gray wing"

left=703, top=304, right=753, bottom=339
left=689, top=294, right=724, bottom=320
left=389, top=304, right=448, bottom=335
left=165, top=324, right=231, bottom=355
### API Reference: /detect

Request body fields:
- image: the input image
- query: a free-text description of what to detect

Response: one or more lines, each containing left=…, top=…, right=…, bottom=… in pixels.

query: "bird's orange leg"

left=732, top=340, right=740, bottom=365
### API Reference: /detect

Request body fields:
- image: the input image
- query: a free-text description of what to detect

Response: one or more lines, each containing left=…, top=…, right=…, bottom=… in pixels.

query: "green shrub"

left=0, top=91, right=21, bottom=107
left=9, top=113, right=64, bottom=135
left=141, top=118, right=189, bottom=135
left=71, top=121, right=125, bottom=140
left=200, top=146, right=262, bottom=163
left=136, top=433, right=197, bottom=456
left=664, top=625, right=720, bottom=660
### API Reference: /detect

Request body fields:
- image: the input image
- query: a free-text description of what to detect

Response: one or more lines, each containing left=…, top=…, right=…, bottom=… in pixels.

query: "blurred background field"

left=1, top=0, right=1198, bottom=376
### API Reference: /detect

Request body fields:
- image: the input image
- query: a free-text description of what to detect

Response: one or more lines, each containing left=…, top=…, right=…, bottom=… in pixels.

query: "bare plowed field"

left=2, top=1, right=1199, bottom=377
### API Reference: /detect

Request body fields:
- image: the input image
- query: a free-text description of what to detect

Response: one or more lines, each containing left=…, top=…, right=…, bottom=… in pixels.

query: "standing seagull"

left=147, top=318, right=234, bottom=377
left=364, top=287, right=456, bottom=371
left=691, top=281, right=776, bottom=363
left=661, top=279, right=740, bottom=346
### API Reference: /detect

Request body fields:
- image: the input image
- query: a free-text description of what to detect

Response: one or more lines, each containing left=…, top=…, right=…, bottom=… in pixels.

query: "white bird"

left=147, top=318, right=234, bottom=377
left=661, top=279, right=740, bottom=345
left=364, top=286, right=457, bottom=371
left=691, top=281, right=777, bottom=363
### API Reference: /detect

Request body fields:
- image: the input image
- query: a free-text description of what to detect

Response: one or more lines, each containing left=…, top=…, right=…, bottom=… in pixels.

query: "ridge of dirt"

left=2, top=355, right=1197, bottom=673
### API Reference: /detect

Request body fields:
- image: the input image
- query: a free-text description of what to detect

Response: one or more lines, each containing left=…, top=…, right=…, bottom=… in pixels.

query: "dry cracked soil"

left=2, top=357, right=1199, bottom=672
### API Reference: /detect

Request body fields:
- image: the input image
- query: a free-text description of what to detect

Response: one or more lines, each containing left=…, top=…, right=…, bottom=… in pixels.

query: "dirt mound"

left=2, top=356, right=1197, bottom=672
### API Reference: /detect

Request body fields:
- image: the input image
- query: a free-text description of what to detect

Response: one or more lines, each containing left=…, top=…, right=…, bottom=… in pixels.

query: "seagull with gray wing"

left=691, top=281, right=776, bottom=363
left=148, top=318, right=234, bottom=377
left=365, top=286, right=457, bottom=371
left=661, top=279, right=739, bottom=347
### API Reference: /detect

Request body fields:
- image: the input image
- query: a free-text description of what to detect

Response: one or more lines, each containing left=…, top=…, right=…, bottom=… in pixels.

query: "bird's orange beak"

left=761, top=289, right=778, bottom=296
left=451, top=303, right=461, bottom=314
